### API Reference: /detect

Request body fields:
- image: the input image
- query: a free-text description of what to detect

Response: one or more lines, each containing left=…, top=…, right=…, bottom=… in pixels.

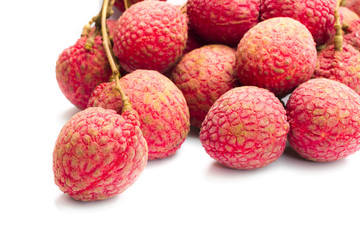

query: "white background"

left=1, top=0, right=360, bottom=239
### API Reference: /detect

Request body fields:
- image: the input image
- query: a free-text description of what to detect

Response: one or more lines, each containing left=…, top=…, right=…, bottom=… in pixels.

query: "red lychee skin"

left=344, top=28, right=360, bottom=52
left=313, top=43, right=360, bottom=95
left=236, top=17, right=317, bottom=97
left=113, top=1, right=188, bottom=73
left=56, top=36, right=112, bottom=109
left=200, top=87, right=289, bottom=170
left=170, top=45, right=237, bottom=128
left=187, top=0, right=260, bottom=46
left=345, top=0, right=360, bottom=16
left=260, top=0, right=337, bottom=46
left=89, top=20, right=117, bottom=39
left=88, top=70, right=190, bottom=160
left=286, top=78, right=360, bottom=162
left=53, top=107, right=148, bottom=201
left=339, top=7, right=360, bottom=30
left=114, top=0, right=165, bottom=12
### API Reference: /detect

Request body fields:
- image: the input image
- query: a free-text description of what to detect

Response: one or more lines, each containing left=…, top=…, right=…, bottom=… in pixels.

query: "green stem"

left=101, top=0, right=132, bottom=111
left=334, top=0, right=343, bottom=51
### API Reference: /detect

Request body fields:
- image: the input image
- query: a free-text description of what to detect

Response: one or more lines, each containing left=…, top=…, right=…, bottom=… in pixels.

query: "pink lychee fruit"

left=187, top=0, right=260, bottom=46
left=53, top=107, right=148, bottom=201
left=88, top=70, right=190, bottom=160
left=313, top=42, right=360, bottom=94
left=344, top=27, right=360, bottom=51
left=113, top=1, right=188, bottom=73
left=339, top=6, right=360, bottom=31
left=170, top=44, right=237, bottom=128
left=114, top=0, right=165, bottom=12
left=56, top=36, right=112, bottom=109
left=236, top=17, right=317, bottom=97
left=260, top=0, right=337, bottom=46
left=200, top=86, right=289, bottom=170
left=286, top=78, right=360, bottom=162
left=345, top=0, right=360, bottom=16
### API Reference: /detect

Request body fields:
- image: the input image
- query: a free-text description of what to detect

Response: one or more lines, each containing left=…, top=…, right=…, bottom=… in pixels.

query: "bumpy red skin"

left=88, top=70, right=190, bottom=160
left=200, top=87, right=289, bottom=170
left=286, top=78, right=360, bottom=162
left=260, top=0, right=337, bottom=46
left=170, top=45, right=237, bottom=128
left=313, top=43, right=360, bottom=95
left=236, top=17, right=317, bottom=97
left=114, top=0, right=165, bottom=12
left=187, top=0, right=260, bottom=46
left=345, top=0, right=360, bottom=16
left=344, top=27, right=360, bottom=51
left=53, top=107, right=148, bottom=201
left=339, top=7, right=360, bottom=31
left=56, top=36, right=112, bottom=109
left=113, top=1, right=188, bottom=73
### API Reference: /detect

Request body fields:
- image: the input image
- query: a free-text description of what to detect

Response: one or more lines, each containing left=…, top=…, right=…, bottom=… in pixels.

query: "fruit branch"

left=334, top=0, right=343, bottom=51
left=124, top=0, right=131, bottom=10
left=101, top=0, right=132, bottom=111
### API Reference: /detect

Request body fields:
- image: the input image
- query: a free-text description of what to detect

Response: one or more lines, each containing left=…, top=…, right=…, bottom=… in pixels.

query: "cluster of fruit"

left=53, top=0, right=360, bottom=201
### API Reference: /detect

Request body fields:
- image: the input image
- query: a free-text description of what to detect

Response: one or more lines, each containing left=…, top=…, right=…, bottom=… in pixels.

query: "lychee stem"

left=101, top=0, right=132, bottom=111
left=340, top=0, right=346, bottom=6
left=180, top=2, right=187, bottom=13
left=334, top=0, right=343, bottom=51
left=123, top=0, right=131, bottom=10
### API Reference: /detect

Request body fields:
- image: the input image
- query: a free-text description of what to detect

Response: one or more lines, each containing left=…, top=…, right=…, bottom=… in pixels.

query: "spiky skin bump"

left=286, top=78, right=360, bottom=162
left=53, top=107, right=148, bottom=201
left=344, top=28, right=360, bottom=51
left=345, top=0, right=360, bottom=16
left=114, top=0, right=165, bottom=12
left=113, top=1, right=188, bottom=73
left=260, top=0, right=337, bottom=45
left=339, top=7, right=360, bottom=31
left=187, top=0, right=260, bottom=46
left=236, top=17, right=317, bottom=97
left=313, top=43, right=360, bottom=95
left=88, top=70, right=190, bottom=160
left=200, top=87, right=289, bottom=170
left=56, top=36, right=112, bottom=109
left=170, top=45, right=237, bottom=128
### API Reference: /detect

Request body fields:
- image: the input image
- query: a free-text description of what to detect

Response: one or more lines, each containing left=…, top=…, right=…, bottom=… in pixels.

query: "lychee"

left=88, top=70, right=190, bottom=160
left=56, top=36, right=112, bottom=109
left=344, top=0, right=360, bottom=16
left=187, top=0, right=260, bottom=46
left=236, top=17, right=317, bottom=97
left=286, top=78, right=360, bottom=162
left=114, top=0, right=165, bottom=12
left=260, top=0, right=337, bottom=45
left=53, top=107, right=148, bottom=201
left=200, top=87, right=289, bottom=170
left=170, top=44, right=237, bottom=128
left=339, top=6, right=360, bottom=31
left=112, top=1, right=188, bottom=73
left=344, top=27, right=360, bottom=51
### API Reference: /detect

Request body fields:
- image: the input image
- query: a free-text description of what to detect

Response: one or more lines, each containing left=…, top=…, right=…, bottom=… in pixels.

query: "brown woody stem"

left=124, top=0, right=131, bottom=10
left=334, top=0, right=343, bottom=51
left=101, top=0, right=132, bottom=111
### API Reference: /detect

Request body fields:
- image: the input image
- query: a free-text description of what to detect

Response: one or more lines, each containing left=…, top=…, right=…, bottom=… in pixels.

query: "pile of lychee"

left=54, top=0, right=360, bottom=201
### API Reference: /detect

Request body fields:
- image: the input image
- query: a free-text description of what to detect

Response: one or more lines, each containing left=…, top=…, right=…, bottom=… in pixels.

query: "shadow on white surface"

left=59, top=106, right=81, bottom=123
left=187, top=126, right=200, bottom=139
left=55, top=193, right=120, bottom=210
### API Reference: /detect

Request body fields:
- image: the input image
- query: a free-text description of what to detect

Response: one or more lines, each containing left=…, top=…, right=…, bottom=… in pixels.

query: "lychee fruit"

left=344, top=27, right=360, bottom=51
left=313, top=42, right=360, bottom=95
left=113, top=1, right=188, bottom=73
left=88, top=70, right=190, bottom=160
left=286, top=78, right=360, bottom=162
left=260, top=0, right=337, bottom=46
left=187, top=0, right=260, bottom=46
left=199, top=86, right=289, bottom=170
left=114, top=0, right=165, bottom=12
left=53, top=107, right=148, bottom=201
left=236, top=17, right=317, bottom=97
left=170, top=44, right=237, bottom=128
left=339, top=6, right=360, bottom=31
left=344, top=0, right=360, bottom=16
left=56, top=36, right=112, bottom=109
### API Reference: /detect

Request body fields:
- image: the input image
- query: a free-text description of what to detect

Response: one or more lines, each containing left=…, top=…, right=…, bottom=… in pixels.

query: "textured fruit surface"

left=53, top=107, right=148, bottom=201
left=314, top=43, right=360, bottom=94
left=339, top=7, right=360, bottom=30
left=56, top=36, right=112, bottom=109
left=170, top=45, right=237, bottom=128
left=287, top=78, right=360, bottom=162
left=187, top=0, right=260, bottom=46
left=113, top=1, right=188, bottom=73
left=345, top=0, right=360, bottom=16
left=260, top=0, right=337, bottom=45
left=200, top=87, right=289, bottom=170
left=236, top=17, right=317, bottom=97
left=114, top=0, right=165, bottom=12
left=344, top=27, right=360, bottom=51
left=88, top=70, right=190, bottom=160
